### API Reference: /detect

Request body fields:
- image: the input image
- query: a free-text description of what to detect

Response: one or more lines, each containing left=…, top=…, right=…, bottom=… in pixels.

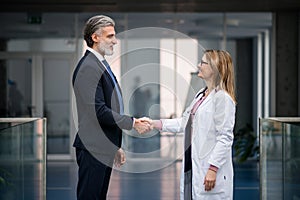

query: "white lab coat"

left=161, top=88, right=236, bottom=200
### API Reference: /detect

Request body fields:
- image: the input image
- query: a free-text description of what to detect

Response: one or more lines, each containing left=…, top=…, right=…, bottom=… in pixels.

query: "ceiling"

left=0, top=12, right=272, bottom=40
left=1, top=0, right=300, bottom=12
left=0, top=0, right=297, bottom=41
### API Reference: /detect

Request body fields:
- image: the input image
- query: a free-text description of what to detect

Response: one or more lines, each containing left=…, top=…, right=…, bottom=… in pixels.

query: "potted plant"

left=0, top=168, right=14, bottom=199
left=233, top=123, right=259, bottom=163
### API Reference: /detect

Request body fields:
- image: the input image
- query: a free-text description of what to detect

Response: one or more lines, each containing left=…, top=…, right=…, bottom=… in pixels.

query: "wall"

left=274, top=12, right=299, bottom=117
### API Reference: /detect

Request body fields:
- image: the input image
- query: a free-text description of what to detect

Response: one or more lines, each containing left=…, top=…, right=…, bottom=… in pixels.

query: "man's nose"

left=112, top=37, right=118, bottom=44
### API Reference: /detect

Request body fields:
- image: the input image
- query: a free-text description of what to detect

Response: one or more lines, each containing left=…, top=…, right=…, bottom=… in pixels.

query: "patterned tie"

left=102, top=60, right=124, bottom=114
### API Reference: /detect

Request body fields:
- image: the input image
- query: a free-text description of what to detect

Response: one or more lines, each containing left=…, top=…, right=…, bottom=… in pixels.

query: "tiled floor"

left=46, top=159, right=259, bottom=200
left=0, top=159, right=259, bottom=199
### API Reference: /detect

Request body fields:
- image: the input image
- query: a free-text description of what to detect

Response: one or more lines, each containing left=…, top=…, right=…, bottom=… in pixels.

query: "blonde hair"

left=204, top=49, right=236, bottom=104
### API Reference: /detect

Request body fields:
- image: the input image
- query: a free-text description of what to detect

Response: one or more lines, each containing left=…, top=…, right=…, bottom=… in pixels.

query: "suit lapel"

left=86, top=50, right=123, bottom=100
left=94, top=56, right=123, bottom=97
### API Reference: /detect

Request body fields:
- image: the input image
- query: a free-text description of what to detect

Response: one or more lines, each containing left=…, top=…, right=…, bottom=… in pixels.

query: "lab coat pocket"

left=198, top=167, right=226, bottom=196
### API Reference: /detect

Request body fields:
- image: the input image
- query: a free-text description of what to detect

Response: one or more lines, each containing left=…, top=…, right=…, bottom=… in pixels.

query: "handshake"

left=133, top=117, right=156, bottom=134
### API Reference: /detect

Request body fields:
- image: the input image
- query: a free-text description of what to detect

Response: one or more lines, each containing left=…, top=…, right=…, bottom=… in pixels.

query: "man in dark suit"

left=72, top=15, right=151, bottom=200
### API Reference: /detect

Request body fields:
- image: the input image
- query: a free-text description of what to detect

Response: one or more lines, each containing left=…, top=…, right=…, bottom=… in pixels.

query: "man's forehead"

left=102, top=26, right=115, bottom=35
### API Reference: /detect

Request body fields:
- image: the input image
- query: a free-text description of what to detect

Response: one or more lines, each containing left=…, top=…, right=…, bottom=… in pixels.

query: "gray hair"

left=84, top=15, right=115, bottom=47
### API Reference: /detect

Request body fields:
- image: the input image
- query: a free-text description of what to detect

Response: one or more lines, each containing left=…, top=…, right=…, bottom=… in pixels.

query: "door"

left=42, top=53, right=74, bottom=159
left=0, top=53, right=33, bottom=118
left=0, top=52, right=76, bottom=160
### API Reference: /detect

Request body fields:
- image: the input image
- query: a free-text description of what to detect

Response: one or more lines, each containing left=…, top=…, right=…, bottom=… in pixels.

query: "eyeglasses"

left=200, top=60, right=209, bottom=66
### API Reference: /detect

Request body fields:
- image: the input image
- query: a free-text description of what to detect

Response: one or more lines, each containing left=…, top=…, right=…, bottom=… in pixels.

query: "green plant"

left=0, top=168, right=12, bottom=190
left=233, top=124, right=259, bottom=163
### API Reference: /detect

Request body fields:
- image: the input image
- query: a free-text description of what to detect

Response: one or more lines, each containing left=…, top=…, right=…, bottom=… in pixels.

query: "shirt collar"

left=86, top=47, right=105, bottom=62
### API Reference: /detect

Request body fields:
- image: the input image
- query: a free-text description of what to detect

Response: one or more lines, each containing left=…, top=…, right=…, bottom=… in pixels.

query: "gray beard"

left=98, top=44, right=113, bottom=56
left=105, top=49, right=113, bottom=56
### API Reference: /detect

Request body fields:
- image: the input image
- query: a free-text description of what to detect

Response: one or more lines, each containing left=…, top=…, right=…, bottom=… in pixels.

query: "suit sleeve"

left=94, top=77, right=133, bottom=130
left=74, top=62, right=133, bottom=130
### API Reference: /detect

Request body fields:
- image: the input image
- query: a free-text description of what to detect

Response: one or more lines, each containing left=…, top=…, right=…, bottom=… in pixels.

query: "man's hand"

left=139, top=117, right=153, bottom=127
left=114, top=148, right=126, bottom=168
left=133, top=117, right=152, bottom=134
left=140, top=117, right=163, bottom=130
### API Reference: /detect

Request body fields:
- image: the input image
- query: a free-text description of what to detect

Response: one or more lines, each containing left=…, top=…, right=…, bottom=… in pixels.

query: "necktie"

left=102, top=60, right=124, bottom=114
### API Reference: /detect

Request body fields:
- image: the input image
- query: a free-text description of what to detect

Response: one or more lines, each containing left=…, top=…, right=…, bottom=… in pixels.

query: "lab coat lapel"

left=198, top=89, right=216, bottom=109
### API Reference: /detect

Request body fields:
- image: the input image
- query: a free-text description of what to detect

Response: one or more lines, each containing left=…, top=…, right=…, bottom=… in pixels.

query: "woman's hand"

left=203, top=169, right=217, bottom=191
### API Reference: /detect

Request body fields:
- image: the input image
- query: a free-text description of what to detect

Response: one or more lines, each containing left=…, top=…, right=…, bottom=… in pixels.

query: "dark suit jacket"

left=72, top=50, right=133, bottom=164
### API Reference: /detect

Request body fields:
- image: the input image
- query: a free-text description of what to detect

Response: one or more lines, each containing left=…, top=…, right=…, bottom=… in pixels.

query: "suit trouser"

left=76, top=148, right=113, bottom=200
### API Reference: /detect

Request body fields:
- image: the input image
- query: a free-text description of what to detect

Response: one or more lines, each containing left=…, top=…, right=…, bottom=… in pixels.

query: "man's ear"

left=91, top=33, right=99, bottom=43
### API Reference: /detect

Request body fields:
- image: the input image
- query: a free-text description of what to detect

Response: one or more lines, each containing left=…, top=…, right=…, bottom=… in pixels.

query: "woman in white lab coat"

left=151, top=50, right=236, bottom=200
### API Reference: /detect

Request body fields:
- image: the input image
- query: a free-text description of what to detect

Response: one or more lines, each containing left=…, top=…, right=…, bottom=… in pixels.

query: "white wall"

left=7, top=39, right=76, bottom=52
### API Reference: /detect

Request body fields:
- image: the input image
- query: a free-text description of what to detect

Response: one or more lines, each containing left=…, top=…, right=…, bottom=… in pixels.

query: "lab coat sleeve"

left=161, top=117, right=184, bottom=133
left=161, top=87, right=206, bottom=134
left=161, top=105, right=191, bottom=133
left=208, top=91, right=236, bottom=168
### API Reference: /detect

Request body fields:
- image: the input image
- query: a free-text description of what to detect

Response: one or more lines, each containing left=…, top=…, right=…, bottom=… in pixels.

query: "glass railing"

left=0, top=118, right=46, bottom=200
left=260, top=117, right=300, bottom=200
